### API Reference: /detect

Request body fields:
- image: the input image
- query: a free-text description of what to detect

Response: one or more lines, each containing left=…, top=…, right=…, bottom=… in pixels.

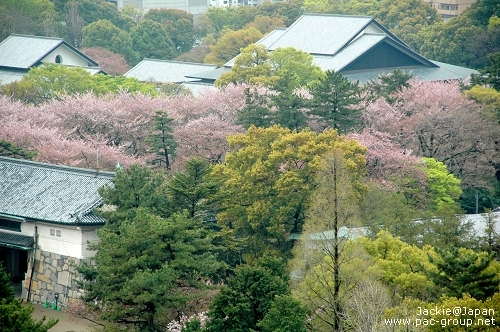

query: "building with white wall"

left=0, top=157, right=114, bottom=305
left=0, top=34, right=104, bottom=85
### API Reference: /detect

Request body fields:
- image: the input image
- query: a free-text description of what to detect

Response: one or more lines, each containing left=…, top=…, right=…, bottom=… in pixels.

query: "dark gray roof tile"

left=0, top=157, right=114, bottom=225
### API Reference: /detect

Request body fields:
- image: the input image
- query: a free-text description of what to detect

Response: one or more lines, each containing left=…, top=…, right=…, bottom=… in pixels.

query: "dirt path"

left=30, top=303, right=95, bottom=332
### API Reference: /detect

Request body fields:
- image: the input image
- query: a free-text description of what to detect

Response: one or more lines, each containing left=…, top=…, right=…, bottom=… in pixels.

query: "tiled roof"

left=0, top=157, right=114, bottom=225
left=0, top=34, right=98, bottom=69
left=0, top=231, right=34, bottom=250
left=125, top=59, right=217, bottom=83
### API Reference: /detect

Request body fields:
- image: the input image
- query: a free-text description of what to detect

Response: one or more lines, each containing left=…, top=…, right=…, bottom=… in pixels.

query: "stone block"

left=37, top=274, right=50, bottom=283
left=58, top=271, right=71, bottom=287
left=55, top=284, right=64, bottom=294
left=35, top=250, right=41, bottom=261
left=36, top=261, right=43, bottom=273
left=48, top=265, right=56, bottom=273
left=49, top=273, right=57, bottom=283
left=62, top=263, right=69, bottom=271
left=47, top=283, right=54, bottom=291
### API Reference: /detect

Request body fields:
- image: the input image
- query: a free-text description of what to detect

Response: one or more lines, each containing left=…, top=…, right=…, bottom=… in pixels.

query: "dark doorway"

left=0, top=247, right=29, bottom=297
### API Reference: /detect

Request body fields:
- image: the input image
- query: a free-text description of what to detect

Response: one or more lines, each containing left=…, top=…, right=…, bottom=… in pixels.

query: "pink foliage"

left=362, top=80, right=499, bottom=188
left=0, top=85, right=247, bottom=171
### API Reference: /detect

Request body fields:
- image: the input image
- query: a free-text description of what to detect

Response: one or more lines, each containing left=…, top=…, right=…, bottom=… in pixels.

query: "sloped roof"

left=0, top=157, right=114, bottom=225
left=125, top=59, right=217, bottom=83
left=0, top=34, right=98, bottom=69
left=0, top=232, right=34, bottom=250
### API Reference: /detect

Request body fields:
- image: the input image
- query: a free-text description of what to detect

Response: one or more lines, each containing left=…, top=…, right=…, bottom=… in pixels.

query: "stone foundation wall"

left=22, top=249, right=86, bottom=305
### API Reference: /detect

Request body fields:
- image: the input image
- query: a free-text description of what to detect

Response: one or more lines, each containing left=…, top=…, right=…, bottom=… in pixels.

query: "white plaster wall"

left=81, top=228, right=101, bottom=258
left=41, top=44, right=92, bottom=67
left=23, top=223, right=84, bottom=258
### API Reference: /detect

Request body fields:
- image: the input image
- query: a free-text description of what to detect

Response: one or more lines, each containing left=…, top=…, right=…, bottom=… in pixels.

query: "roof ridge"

left=302, top=13, right=373, bottom=19
left=140, top=58, right=217, bottom=66
left=0, top=156, right=115, bottom=179
left=8, top=34, right=64, bottom=41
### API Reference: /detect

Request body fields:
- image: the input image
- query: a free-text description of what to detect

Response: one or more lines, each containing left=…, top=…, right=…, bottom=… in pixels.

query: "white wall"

left=41, top=44, right=93, bottom=67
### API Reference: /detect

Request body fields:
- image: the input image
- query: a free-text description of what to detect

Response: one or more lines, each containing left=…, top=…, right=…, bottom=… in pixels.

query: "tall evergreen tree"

left=147, top=110, right=177, bottom=170
left=309, top=70, right=363, bottom=133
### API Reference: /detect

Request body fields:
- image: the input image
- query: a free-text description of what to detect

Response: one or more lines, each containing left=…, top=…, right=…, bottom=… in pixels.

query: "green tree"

left=167, top=158, right=219, bottom=218
left=131, top=19, right=175, bottom=60
left=425, top=247, right=500, bottom=301
left=204, top=256, right=292, bottom=332
left=147, top=110, right=177, bottom=170
left=475, top=51, right=500, bottom=91
left=365, top=69, right=412, bottom=103
left=1, top=64, right=156, bottom=104
left=0, top=264, right=58, bottom=332
left=98, top=164, right=171, bottom=229
left=212, top=125, right=367, bottom=258
left=79, top=209, right=225, bottom=332
left=292, top=150, right=364, bottom=331
left=374, top=0, right=441, bottom=50
left=144, top=8, right=195, bottom=56
left=0, top=140, right=37, bottom=160
left=309, top=70, right=363, bottom=133
left=81, top=19, right=140, bottom=65
left=204, top=27, right=263, bottom=66
left=256, top=295, right=308, bottom=332
left=415, top=15, right=484, bottom=68
left=215, top=43, right=271, bottom=87
left=236, top=87, right=274, bottom=129
left=422, top=157, right=462, bottom=211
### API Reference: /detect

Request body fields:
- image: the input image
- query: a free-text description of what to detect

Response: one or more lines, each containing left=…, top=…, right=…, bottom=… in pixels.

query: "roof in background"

left=0, top=157, right=114, bottom=225
left=0, top=34, right=98, bottom=69
left=124, top=59, right=217, bottom=83
left=198, top=14, right=477, bottom=84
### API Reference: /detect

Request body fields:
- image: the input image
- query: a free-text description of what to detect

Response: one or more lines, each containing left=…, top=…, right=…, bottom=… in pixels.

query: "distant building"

left=0, top=157, right=114, bottom=305
left=0, top=34, right=104, bottom=85
left=112, top=0, right=210, bottom=16
left=423, top=0, right=476, bottom=21
left=188, top=14, right=479, bottom=84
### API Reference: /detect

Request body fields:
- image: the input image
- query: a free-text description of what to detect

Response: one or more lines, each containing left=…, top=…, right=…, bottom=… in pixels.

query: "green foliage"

left=360, top=231, right=437, bottom=301
left=131, top=19, right=175, bottom=60
left=424, top=293, right=500, bottom=332
left=465, top=85, right=500, bottom=122
left=147, top=110, right=177, bottom=170
left=475, top=51, right=500, bottom=91
left=79, top=208, right=225, bottom=332
left=375, top=0, right=441, bottom=50
left=365, top=69, right=412, bottom=103
left=0, top=264, right=14, bottom=300
left=236, top=87, right=274, bottom=129
left=212, top=125, right=366, bottom=257
left=98, top=164, right=171, bottom=225
left=422, top=157, right=462, bottom=211
left=256, top=294, right=308, bottom=332
left=144, top=9, right=195, bottom=56
left=425, top=247, right=500, bottom=301
left=205, top=256, right=291, bottom=332
left=360, top=182, right=422, bottom=245
left=415, top=15, right=485, bottom=69
left=309, top=70, right=364, bottom=133
left=215, top=43, right=271, bottom=87
left=204, top=27, right=263, bottom=66
left=268, top=46, right=324, bottom=87
left=81, top=19, right=140, bottom=65
left=0, top=265, right=58, bottom=331
left=167, top=158, right=219, bottom=218
left=0, top=140, right=37, bottom=160
left=1, top=64, right=157, bottom=104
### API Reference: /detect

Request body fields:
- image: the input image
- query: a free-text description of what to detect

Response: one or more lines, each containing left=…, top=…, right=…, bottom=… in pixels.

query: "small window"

left=56, top=230, right=61, bottom=237
left=50, top=229, right=55, bottom=236
left=55, top=55, right=62, bottom=64
left=0, top=219, right=21, bottom=232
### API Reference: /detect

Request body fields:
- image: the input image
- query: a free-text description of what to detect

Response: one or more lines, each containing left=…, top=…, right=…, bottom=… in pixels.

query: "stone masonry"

left=22, top=249, right=85, bottom=305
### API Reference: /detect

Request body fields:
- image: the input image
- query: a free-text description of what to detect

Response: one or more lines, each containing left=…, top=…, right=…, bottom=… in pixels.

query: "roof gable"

left=0, top=34, right=98, bottom=69
left=0, top=157, right=114, bottom=225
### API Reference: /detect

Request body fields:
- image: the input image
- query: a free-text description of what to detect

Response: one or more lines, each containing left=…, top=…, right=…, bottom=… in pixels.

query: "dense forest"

left=1, top=0, right=500, bottom=331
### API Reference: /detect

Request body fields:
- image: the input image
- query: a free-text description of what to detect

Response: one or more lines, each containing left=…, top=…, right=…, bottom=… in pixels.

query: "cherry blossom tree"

left=0, top=85, right=246, bottom=171
left=362, top=80, right=500, bottom=189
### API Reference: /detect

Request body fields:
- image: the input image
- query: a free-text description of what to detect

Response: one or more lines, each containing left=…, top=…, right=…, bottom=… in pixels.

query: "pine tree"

left=147, top=110, right=177, bottom=170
